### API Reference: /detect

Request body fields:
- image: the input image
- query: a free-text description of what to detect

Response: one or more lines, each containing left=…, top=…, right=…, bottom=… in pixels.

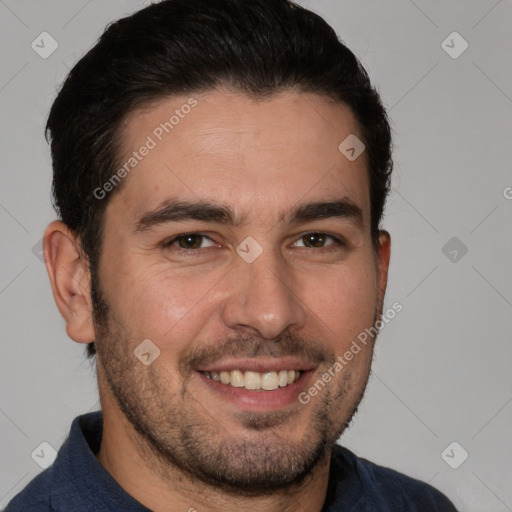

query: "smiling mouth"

left=200, top=370, right=301, bottom=391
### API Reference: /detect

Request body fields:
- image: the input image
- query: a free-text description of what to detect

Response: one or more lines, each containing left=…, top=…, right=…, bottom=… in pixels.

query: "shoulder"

left=3, top=411, right=104, bottom=512
left=3, top=468, right=53, bottom=511
left=331, top=445, right=459, bottom=511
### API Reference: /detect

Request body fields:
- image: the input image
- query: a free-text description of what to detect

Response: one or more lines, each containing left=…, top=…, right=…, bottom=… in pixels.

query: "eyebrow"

left=133, top=198, right=364, bottom=233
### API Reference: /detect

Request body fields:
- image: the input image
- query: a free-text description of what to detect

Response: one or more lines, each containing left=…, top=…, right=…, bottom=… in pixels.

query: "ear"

left=43, top=221, right=96, bottom=344
left=375, top=230, right=391, bottom=309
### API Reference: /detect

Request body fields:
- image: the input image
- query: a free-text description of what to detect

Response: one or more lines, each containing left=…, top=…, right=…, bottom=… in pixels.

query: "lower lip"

left=196, top=371, right=314, bottom=411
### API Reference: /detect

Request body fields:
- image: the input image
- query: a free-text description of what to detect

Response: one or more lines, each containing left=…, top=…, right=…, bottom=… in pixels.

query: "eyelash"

left=162, top=232, right=346, bottom=254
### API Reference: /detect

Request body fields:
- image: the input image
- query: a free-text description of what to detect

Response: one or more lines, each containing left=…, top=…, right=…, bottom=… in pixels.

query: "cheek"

left=107, top=260, right=224, bottom=349
left=305, top=262, right=377, bottom=349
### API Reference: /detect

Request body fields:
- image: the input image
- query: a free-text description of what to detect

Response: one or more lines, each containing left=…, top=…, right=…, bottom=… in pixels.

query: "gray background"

left=1, top=1, right=511, bottom=510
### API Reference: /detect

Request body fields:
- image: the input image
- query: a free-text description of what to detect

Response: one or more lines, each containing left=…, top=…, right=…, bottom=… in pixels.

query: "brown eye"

left=164, top=234, right=217, bottom=251
left=292, top=232, right=345, bottom=251
left=176, top=234, right=203, bottom=249
left=302, top=233, right=328, bottom=248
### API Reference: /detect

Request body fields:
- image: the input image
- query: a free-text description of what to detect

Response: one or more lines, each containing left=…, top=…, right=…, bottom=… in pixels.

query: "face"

left=92, top=89, right=390, bottom=494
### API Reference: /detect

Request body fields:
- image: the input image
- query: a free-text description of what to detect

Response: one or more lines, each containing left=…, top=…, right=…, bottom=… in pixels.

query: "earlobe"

left=376, top=230, right=391, bottom=305
left=43, top=221, right=96, bottom=344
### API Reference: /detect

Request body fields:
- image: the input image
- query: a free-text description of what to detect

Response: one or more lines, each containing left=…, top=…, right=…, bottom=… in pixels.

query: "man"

left=6, top=0, right=458, bottom=510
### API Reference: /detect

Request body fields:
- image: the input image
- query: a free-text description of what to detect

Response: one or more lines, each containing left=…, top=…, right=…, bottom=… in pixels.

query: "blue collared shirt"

left=4, top=411, right=458, bottom=511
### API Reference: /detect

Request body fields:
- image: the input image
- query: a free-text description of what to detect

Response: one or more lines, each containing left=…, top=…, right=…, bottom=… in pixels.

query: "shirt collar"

left=48, top=410, right=359, bottom=511
left=49, top=411, right=150, bottom=511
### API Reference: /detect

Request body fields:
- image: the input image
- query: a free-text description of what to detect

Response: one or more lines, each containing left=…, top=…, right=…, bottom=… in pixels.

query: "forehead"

left=110, top=89, right=370, bottom=227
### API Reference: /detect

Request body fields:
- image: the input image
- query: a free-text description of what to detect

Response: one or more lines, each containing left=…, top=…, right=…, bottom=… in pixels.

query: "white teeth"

left=244, top=371, right=261, bottom=390
left=261, top=371, right=279, bottom=390
left=202, top=369, right=301, bottom=390
left=231, top=370, right=244, bottom=388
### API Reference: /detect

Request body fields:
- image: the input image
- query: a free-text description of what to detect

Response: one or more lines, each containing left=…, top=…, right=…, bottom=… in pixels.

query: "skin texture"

left=44, top=89, right=391, bottom=512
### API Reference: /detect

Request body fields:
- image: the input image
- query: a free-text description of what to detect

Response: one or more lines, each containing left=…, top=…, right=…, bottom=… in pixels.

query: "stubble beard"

left=91, top=279, right=376, bottom=496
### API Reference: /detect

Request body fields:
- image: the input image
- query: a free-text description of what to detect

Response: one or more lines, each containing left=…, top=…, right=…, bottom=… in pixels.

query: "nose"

left=220, top=248, right=307, bottom=339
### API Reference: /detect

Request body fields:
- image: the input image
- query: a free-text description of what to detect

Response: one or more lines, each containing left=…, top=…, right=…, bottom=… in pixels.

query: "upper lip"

left=195, top=357, right=317, bottom=373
